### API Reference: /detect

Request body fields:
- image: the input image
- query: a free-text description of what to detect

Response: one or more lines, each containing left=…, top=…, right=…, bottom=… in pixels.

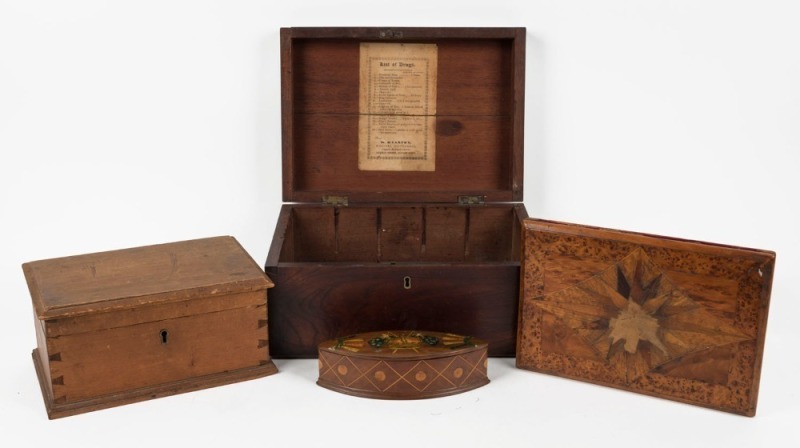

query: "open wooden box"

left=265, top=27, right=527, bottom=358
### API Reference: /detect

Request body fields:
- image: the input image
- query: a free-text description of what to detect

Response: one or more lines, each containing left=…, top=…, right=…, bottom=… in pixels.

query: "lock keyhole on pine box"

left=160, top=329, right=169, bottom=344
left=403, top=276, right=412, bottom=289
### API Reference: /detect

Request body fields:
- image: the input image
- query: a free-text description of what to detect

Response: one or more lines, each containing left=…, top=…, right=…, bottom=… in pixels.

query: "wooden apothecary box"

left=266, top=27, right=527, bottom=358
left=24, top=236, right=278, bottom=419
left=517, top=219, right=775, bottom=415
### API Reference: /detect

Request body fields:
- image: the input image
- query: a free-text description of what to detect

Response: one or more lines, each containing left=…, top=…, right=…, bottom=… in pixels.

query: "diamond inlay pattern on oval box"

left=317, top=331, right=489, bottom=399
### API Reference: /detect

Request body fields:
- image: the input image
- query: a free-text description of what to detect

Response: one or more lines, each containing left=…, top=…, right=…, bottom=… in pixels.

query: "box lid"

left=318, top=330, right=488, bottom=361
left=517, top=218, right=775, bottom=416
left=24, top=236, right=273, bottom=320
left=281, top=27, right=525, bottom=204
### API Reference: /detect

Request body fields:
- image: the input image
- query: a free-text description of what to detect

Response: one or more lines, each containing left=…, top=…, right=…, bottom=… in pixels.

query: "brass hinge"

left=458, top=195, right=486, bottom=205
left=322, top=195, right=349, bottom=206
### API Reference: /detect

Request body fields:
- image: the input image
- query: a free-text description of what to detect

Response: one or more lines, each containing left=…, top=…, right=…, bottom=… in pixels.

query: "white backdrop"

left=1, top=1, right=798, bottom=446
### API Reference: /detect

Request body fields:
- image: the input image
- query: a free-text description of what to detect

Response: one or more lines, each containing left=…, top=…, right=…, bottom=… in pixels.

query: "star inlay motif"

left=535, top=248, right=751, bottom=384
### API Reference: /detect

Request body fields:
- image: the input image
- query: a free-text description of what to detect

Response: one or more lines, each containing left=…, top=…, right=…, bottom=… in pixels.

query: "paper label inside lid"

left=358, top=43, right=437, bottom=171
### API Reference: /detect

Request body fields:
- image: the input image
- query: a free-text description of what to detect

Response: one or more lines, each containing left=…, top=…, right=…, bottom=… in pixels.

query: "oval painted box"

left=317, top=330, right=489, bottom=399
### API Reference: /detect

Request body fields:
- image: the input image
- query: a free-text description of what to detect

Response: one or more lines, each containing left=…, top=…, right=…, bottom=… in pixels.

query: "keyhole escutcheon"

left=403, top=276, right=412, bottom=290
left=160, top=329, right=169, bottom=344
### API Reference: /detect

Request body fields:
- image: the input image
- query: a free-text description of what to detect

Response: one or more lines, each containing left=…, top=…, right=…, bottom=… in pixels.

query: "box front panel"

left=46, top=298, right=269, bottom=403
left=267, top=264, right=519, bottom=358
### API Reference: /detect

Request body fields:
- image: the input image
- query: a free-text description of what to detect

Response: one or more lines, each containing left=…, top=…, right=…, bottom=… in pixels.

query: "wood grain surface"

left=517, top=218, right=775, bottom=416
left=25, top=237, right=278, bottom=418
left=269, top=27, right=527, bottom=358
left=267, top=204, right=526, bottom=358
left=281, top=27, right=525, bottom=203
left=23, top=236, right=272, bottom=319
left=317, top=330, right=489, bottom=399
